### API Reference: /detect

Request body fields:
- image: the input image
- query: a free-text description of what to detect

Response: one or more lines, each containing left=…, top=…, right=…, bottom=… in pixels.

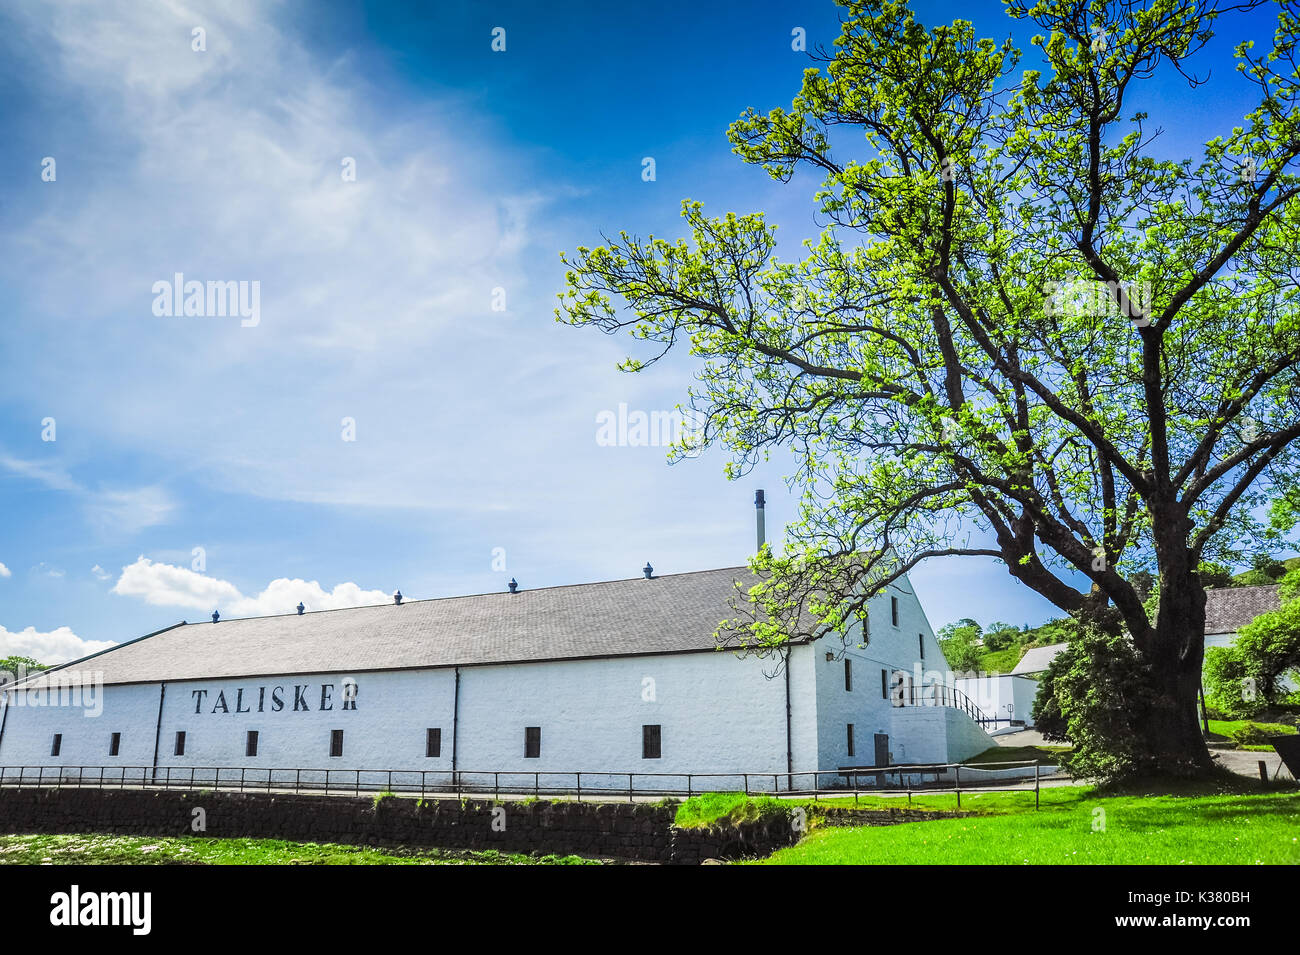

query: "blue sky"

left=0, top=0, right=1290, bottom=662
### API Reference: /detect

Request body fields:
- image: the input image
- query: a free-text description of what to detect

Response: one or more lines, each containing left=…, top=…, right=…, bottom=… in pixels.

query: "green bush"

left=1228, top=722, right=1297, bottom=746
left=1033, top=626, right=1157, bottom=781
left=1203, top=645, right=1263, bottom=719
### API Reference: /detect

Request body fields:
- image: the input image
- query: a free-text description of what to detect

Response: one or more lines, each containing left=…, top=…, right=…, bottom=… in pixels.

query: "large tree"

left=558, top=0, right=1300, bottom=777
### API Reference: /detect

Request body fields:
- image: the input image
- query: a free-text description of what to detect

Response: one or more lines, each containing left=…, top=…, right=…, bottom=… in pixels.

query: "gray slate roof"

left=23, top=567, right=778, bottom=687
left=1010, top=642, right=1068, bottom=675
left=1204, top=584, right=1282, bottom=635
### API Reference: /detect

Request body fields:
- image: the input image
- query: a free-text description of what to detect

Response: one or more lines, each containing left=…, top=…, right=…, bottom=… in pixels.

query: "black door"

left=873, top=733, right=890, bottom=767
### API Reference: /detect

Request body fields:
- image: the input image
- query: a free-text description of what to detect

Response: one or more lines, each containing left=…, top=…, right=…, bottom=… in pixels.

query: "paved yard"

left=993, top=729, right=1294, bottom=781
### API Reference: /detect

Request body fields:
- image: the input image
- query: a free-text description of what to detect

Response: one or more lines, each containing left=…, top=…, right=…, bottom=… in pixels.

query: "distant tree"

left=939, top=625, right=983, bottom=673
left=1233, top=598, right=1300, bottom=702
left=1197, top=561, right=1236, bottom=590
left=937, top=618, right=983, bottom=642
left=0, top=656, right=47, bottom=683
left=982, top=621, right=1020, bottom=651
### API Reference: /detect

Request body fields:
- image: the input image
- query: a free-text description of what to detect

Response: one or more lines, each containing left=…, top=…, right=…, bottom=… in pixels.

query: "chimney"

left=643, top=562, right=654, bottom=579
left=755, top=489, right=766, bottom=551
left=393, top=590, right=403, bottom=605
left=211, top=610, right=219, bottom=624
left=296, top=602, right=305, bottom=615
left=508, top=578, right=518, bottom=593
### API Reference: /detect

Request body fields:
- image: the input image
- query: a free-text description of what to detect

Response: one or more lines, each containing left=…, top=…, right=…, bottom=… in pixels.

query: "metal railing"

left=892, top=682, right=994, bottom=725
left=0, top=759, right=1058, bottom=808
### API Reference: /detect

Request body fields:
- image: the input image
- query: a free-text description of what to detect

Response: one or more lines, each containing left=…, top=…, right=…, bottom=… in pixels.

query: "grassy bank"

left=758, top=789, right=1300, bottom=865
left=0, top=833, right=598, bottom=865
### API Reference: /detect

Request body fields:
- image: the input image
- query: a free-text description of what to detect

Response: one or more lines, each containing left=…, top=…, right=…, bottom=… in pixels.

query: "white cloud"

left=111, top=556, right=390, bottom=618
left=0, top=562, right=10, bottom=578
left=0, top=625, right=115, bottom=666
left=91, top=564, right=110, bottom=580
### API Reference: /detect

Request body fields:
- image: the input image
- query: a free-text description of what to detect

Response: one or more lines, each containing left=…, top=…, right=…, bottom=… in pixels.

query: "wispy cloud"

left=0, top=454, right=176, bottom=535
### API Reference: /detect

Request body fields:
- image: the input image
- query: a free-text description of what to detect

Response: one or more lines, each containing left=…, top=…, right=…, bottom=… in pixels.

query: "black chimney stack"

left=508, top=578, right=518, bottom=593
left=643, top=562, right=654, bottom=579
left=393, top=590, right=403, bottom=605
left=297, top=602, right=305, bottom=615
left=211, top=610, right=219, bottom=624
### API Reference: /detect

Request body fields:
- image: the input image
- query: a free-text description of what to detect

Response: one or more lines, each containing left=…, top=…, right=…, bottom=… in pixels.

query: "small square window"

left=174, top=731, right=186, bottom=756
left=426, top=728, right=441, bottom=758
left=109, top=732, right=121, bottom=757
left=524, top=726, right=541, bottom=759
left=246, top=730, right=259, bottom=757
left=329, top=729, right=343, bottom=758
left=642, top=724, right=662, bottom=760
left=51, top=734, right=62, bottom=757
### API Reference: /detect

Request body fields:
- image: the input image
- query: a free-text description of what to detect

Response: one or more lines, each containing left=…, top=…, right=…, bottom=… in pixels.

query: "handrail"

left=0, top=759, right=1054, bottom=804
left=891, top=681, right=995, bottom=724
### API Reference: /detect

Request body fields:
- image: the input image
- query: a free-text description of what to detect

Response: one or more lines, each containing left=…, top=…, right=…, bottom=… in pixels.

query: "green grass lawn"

left=758, top=789, right=1300, bottom=864
left=964, top=744, right=1070, bottom=766
left=0, top=833, right=598, bottom=865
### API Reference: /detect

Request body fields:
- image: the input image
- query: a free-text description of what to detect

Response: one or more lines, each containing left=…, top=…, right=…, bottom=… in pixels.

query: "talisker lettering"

left=191, top=682, right=357, bottom=714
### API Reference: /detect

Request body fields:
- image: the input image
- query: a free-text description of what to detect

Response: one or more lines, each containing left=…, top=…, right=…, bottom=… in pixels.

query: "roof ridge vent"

left=643, top=562, right=654, bottom=579
left=393, top=590, right=403, bottom=605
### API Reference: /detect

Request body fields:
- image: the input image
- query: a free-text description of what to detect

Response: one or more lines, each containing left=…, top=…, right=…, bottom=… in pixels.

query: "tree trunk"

left=1136, top=543, right=1215, bottom=776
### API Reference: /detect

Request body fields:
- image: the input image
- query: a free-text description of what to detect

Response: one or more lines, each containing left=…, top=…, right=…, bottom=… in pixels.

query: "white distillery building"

left=0, top=565, right=995, bottom=794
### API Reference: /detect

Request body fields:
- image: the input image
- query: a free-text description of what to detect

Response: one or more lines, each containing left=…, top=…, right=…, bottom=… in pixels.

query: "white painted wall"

left=0, top=572, right=985, bottom=792
left=888, top=707, right=995, bottom=765
left=810, top=575, right=954, bottom=774
left=0, top=649, right=811, bottom=792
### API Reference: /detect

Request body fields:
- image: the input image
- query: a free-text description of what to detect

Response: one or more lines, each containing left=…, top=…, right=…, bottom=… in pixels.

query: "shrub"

left=1033, top=626, right=1158, bottom=781
left=1203, top=646, right=1263, bottom=719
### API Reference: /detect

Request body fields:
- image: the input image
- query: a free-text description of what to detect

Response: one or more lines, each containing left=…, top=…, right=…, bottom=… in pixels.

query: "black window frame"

left=51, top=733, right=62, bottom=757
left=919, top=633, right=925, bottom=658
left=174, top=731, right=186, bottom=756
left=881, top=668, right=888, bottom=700
left=844, top=658, right=853, bottom=691
left=329, top=729, right=344, bottom=758
left=426, top=727, right=442, bottom=758
left=524, top=726, right=541, bottom=759
left=642, top=724, right=662, bottom=760
left=847, top=723, right=855, bottom=758
left=246, top=730, right=259, bottom=757
left=108, top=732, right=121, bottom=757
left=890, top=596, right=899, bottom=626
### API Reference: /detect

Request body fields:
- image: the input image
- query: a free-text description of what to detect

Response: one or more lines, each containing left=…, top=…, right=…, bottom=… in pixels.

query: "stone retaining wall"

left=0, top=788, right=962, bottom=863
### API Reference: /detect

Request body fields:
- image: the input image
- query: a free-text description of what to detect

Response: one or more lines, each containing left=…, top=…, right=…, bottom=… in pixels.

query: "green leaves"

left=557, top=0, right=1300, bottom=659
